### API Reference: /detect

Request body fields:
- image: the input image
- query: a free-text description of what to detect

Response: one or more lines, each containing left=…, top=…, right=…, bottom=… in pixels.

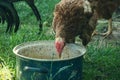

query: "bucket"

left=13, top=41, right=86, bottom=80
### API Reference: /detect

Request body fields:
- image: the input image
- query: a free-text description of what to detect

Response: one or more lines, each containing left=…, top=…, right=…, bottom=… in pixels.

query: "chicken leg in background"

left=0, top=0, right=20, bottom=33
left=100, top=18, right=112, bottom=37
left=25, top=0, right=42, bottom=34
left=11, top=0, right=42, bottom=34
left=0, top=7, right=14, bottom=32
left=52, top=0, right=97, bottom=58
left=0, top=0, right=42, bottom=33
left=92, top=18, right=112, bottom=37
left=0, top=8, right=6, bottom=24
left=89, top=0, right=120, bottom=37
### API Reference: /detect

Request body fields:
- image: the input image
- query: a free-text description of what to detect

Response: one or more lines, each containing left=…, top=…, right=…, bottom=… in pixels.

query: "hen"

left=89, top=0, right=120, bottom=37
left=52, top=0, right=97, bottom=57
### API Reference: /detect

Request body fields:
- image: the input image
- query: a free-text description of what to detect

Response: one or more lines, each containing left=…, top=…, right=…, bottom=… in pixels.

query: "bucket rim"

left=13, top=41, right=86, bottom=62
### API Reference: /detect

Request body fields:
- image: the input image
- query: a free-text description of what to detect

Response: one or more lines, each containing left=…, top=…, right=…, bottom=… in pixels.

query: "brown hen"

left=89, top=0, right=120, bottom=37
left=52, top=0, right=97, bottom=57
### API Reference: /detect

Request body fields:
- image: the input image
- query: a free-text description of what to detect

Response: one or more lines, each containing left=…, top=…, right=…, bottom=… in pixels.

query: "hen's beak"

left=55, top=37, right=65, bottom=58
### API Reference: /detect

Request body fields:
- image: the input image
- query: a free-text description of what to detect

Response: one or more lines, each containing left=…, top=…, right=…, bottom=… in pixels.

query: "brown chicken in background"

left=89, top=0, right=120, bottom=37
left=52, top=0, right=97, bottom=58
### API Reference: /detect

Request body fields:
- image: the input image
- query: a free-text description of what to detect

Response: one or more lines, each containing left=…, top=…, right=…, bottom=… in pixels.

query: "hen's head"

left=55, top=37, right=65, bottom=58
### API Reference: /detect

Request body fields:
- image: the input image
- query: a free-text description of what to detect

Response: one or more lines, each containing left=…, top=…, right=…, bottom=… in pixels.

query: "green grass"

left=83, top=40, right=120, bottom=80
left=0, top=0, right=120, bottom=80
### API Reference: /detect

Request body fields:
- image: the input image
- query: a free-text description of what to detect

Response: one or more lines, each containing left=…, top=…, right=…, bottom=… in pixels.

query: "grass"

left=0, top=0, right=120, bottom=80
left=83, top=39, right=120, bottom=80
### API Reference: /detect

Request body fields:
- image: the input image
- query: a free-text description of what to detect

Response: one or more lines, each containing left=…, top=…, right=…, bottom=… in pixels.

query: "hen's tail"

left=0, top=0, right=20, bottom=33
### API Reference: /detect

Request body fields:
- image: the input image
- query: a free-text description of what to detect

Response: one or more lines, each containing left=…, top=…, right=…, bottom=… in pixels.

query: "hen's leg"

left=92, top=30, right=98, bottom=36
left=100, top=18, right=112, bottom=37
left=26, top=0, right=42, bottom=34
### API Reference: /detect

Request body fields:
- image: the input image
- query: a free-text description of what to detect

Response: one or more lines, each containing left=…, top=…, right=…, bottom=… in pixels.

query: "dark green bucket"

left=13, top=41, right=86, bottom=80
